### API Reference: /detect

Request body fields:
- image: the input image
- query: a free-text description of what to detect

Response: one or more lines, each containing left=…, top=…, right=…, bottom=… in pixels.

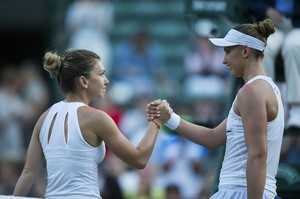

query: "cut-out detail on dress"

left=48, top=113, right=58, bottom=144
left=64, top=113, right=69, bottom=143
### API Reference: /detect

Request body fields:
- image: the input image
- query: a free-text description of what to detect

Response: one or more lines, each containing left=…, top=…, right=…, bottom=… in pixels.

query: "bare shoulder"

left=36, top=108, right=51, bottom=129
left=238, top=80, right=268, bottom=102
left=78, top=105, right=112, bottom=123
left=77, top=106, right=117, bottom=135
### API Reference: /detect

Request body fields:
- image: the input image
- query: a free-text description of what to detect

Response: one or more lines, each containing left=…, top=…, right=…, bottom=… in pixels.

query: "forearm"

left=13, top=168, right=39, bottom=196
left=135, top=122, right=159, bottom=168
left=246, top=157, right=266, bottom=199
left=175, top=118, right=226, bottom=149
left=176, top=119, right=214, bottom=148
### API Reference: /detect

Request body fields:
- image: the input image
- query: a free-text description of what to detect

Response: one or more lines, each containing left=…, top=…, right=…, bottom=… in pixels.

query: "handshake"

left=146, top=99, right=181, bottom=130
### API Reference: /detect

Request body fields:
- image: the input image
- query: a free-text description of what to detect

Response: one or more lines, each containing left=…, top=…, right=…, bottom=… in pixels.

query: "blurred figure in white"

left=65, top=0, right=114, bottom=76
left=183, top=19, right=231, bottom=126
left=19, top=60, right=50, bottom=148
left=155, top=134, right=209, bottom=199
left=0, top=66, right=26, bottom=161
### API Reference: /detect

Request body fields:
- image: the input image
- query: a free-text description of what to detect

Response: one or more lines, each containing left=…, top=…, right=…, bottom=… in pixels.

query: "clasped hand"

left=146, top=99, right=172, bottom=125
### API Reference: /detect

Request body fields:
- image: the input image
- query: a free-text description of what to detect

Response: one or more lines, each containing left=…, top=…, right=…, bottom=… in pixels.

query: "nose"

left=105, top=76, right=109, bottom=85
left=222, top=56, right=227, bottom=65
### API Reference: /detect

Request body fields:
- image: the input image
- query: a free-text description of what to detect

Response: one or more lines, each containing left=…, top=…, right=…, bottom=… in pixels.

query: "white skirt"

left=210, top=186, right=279, bottom=199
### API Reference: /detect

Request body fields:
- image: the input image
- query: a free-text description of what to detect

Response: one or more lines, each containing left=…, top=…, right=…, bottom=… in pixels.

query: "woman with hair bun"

left=13, top=49, right=171, bottom=199
left=147, top=19, right=284, bottom=199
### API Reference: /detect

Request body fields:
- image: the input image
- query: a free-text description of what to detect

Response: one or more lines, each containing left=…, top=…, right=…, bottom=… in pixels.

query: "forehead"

left=224, top=45, right=239, bottom=51
left=93, top=60, right=105, bottom=71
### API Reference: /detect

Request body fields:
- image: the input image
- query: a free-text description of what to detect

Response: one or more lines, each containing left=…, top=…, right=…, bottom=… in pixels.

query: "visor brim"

left=208, top=38, right=237, bottom=47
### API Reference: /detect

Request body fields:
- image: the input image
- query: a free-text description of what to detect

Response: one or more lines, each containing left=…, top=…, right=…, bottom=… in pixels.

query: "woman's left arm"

left=237, top=84, right=267, bottom=199
left=13, top=113, right=46, bottom=196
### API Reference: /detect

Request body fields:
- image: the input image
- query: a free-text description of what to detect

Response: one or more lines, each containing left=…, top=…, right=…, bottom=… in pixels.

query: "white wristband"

left=165, top=112, right=180, bottom=130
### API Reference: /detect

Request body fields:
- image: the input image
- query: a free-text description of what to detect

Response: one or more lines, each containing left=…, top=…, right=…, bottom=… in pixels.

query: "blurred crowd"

left=0, top=0, right=299, bottom=198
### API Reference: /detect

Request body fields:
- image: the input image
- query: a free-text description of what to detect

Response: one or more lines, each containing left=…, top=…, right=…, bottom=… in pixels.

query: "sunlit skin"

left=85, top=61, right=109, bottom=100
left=223, top=46, right=245, bottom=77
left=223, top=45, right=265, bottom=82
left=65, top=60, right=109, bottom=105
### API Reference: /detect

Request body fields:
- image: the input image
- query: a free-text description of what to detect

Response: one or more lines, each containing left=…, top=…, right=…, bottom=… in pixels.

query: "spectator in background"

left=280, top=134, right=300, bottom=164
left=0, top=63, right=49, bottom=198
left=242, top=0, right=300, bottom=133
left=165, top=184, right=182, bottom=199
left=19, top=60, right=50, bottom=148
left=0, top=158, right=23, bottom=195
left=65, top=0, right=114, bottom=76
left=183, top=20, right=231, bottom=126
left=112, top=29, right=165, bottom=96
left=155, top=133, right=209, bottom=199
left=0, top=66, right=27, bottom=162
left=101, top=174, right=124, bottom=199
left=111, top=95, right=165, bottom=199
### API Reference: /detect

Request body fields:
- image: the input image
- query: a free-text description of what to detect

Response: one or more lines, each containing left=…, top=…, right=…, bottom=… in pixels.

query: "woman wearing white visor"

left=147, top=18, right=284, bottom=199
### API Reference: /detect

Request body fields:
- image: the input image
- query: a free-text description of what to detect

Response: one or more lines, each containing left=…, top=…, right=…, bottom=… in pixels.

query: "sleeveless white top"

left=39, top=101, right=106, bottom=199
left=219, top=76, right=284, bottom=196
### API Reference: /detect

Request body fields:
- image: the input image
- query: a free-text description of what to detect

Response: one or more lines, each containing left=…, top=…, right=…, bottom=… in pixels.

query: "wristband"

left=165, top=112, right=180, bottom=130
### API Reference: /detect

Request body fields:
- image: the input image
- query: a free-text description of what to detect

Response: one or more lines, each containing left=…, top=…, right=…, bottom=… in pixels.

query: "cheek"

left=89, top=78, right=102, bottom=90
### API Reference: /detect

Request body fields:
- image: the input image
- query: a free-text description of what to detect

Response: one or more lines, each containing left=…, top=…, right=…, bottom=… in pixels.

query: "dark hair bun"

left=257, top=19, right=275, bottom=40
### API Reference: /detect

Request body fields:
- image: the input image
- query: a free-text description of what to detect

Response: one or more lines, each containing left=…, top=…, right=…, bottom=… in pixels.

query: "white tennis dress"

left=39, top=101, right=106, bottom=199
left=211, top=76, right=284, bottom=199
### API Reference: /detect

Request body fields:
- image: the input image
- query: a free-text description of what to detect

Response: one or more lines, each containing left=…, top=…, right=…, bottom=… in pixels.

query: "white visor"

left=209, top=29, right=265, bottom=52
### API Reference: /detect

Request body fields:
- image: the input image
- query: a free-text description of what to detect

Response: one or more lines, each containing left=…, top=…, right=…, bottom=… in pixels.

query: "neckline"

left=61, top=101, right=87, bottom=106
left=246, top=75, right=271, bottom=83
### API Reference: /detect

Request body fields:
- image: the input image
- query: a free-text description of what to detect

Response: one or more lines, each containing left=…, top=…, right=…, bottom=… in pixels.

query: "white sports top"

left=219, top=76, right=284, bottom=196
left=39, top=101, right=106, bottom=199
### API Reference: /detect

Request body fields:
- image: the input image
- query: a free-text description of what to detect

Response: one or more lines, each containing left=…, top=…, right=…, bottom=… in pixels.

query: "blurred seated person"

left=183, top=22, right=231, bottom=114
left=112, top=29, right=165, bottom=96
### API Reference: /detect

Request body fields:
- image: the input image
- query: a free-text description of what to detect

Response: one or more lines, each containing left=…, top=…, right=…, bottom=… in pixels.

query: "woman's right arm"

left=92, top=101, right=171, bottom=169
left=176, top=118, right=227, bottom=149
left=147, top=99, right=227, bottom=149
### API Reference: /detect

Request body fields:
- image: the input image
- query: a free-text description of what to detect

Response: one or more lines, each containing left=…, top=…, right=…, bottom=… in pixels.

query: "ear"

left=79, top=76, right=88, bottom=89
left=242, top=45, right=250, bottom=58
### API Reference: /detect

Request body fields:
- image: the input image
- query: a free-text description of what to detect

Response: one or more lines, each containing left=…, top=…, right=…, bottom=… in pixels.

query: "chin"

left=99, top=94, right=105, bottom=99
left=230, top=72, right=240, bottom=78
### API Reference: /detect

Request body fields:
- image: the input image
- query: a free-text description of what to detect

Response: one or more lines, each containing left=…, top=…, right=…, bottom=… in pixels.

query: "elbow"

left=205, top=141, right=223, bottom=150
left=21, top=166, right=39, bottom=179
left=132, top=160, right=147, bottom=170
left=128, top=157, right=148, bottom=169
left=205, top=140, right=221, bottom=150
left=22, top=167, right=35, bottom=176
left=248, top=151, right=267, bottom=164
left=206, top=145, right=217, bottom=150
left=135, top=163, right=146, bottom=170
